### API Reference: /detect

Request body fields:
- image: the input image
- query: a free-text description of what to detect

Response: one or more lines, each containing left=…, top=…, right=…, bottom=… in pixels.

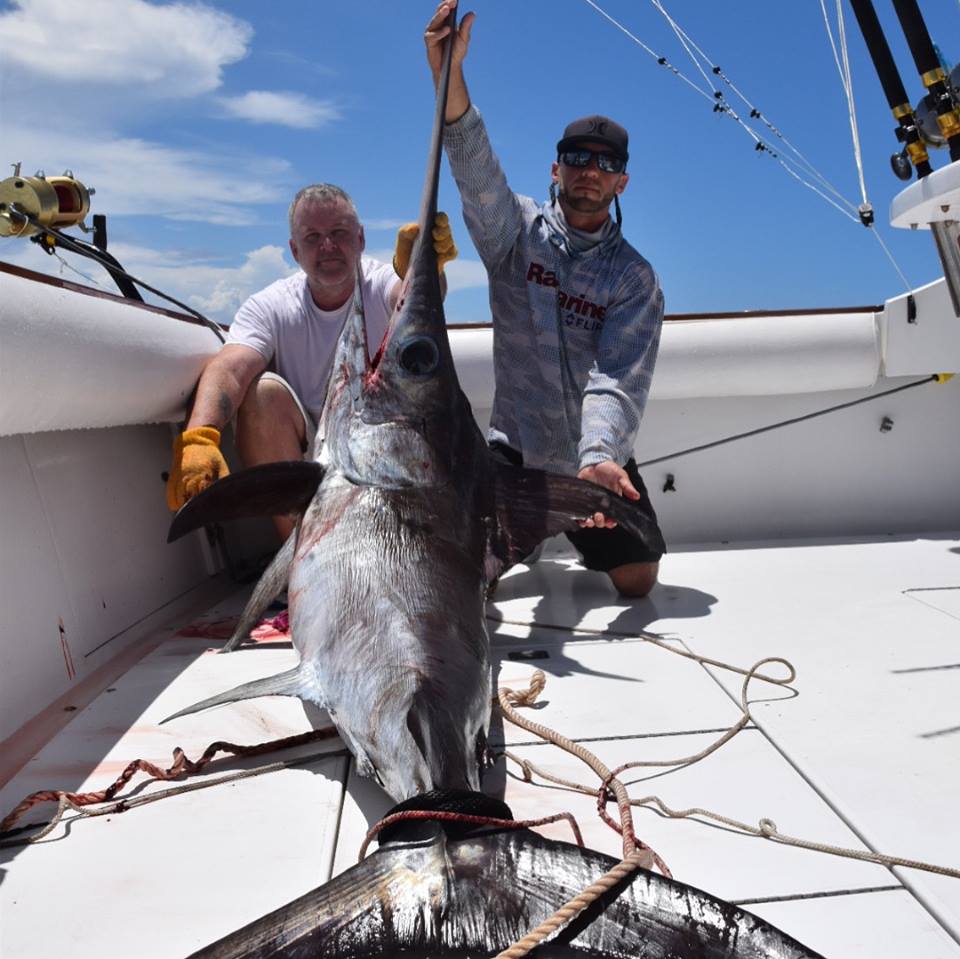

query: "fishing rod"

left=847, top=0, right=960, bottom=315
left=846, top=0, right=931, bottom=179
left=889, top=0, right=960, bottom=163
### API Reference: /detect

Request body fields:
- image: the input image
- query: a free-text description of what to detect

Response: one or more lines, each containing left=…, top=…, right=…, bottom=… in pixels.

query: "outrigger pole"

left=889, top=0, right=960, bottom=163
left=846, top=0, right=931, bottom=179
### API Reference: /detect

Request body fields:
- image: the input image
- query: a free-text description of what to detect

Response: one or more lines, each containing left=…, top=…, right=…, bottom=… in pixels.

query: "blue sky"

left=1, top=0, right=957, bottom=324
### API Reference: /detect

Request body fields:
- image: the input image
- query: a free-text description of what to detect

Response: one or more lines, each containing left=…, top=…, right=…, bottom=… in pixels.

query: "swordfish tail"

left=185, top=795, right=826, bottom=958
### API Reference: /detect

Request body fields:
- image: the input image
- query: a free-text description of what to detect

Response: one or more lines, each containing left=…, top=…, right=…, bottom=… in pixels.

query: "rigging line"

left=11, top=207, right=226, bottom=344
left=702, top=77, right=859, bottom=219
left=835, top=0, right=870, bottom=206
left=648, top=0, right=858, bottom=211
left=583, top=0, right=861, bottom=223
left=774, top=157, right=862, bottom=222
left=713, top=104, right=860, bottom=221
left=648, top=0, right=718, bottom=95
left=635, top=375, right=937, bottom=469
left=820, top=0, right=869, bottom=206
left=52, top=248, right=102, bottom=287
left=820, top=0, right=848, bottom=93
left=778, top=152, right=860, bottom=217
left=869, top=224, right=916, bottom=294
left=579, top=0, right=717, bottom=105
left=819, top=0, right=913, bottom=288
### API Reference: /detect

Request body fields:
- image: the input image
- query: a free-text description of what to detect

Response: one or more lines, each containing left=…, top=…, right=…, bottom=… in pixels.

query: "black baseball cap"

left=557, top=115, right=629, bottom=164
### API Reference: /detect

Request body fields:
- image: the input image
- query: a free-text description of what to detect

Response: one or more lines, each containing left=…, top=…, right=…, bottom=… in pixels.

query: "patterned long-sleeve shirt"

left=444, top=105, right=664, bottom=474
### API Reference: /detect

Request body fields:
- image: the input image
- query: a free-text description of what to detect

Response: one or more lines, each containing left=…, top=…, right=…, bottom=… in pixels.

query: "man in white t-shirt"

left=166, top=183, right=456, bottom=539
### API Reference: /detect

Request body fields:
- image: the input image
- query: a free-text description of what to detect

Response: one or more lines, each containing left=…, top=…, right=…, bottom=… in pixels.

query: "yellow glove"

left=166, top=426, right=230, bottom=512
left=393, top=211, right=458, bottom=279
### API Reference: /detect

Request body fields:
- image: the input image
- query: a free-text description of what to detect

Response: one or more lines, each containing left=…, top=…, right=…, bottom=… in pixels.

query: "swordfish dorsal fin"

left=167, top=461, right=324, bottom=543
left=491, top=460, right=667, bottom=570
left=159, top=667, right=305, bottom=725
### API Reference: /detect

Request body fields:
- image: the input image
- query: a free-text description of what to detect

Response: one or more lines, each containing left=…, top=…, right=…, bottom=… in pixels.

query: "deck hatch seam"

left=689, top=639, right=960, bottom=947
left=491, top=727, right=759, bottom=748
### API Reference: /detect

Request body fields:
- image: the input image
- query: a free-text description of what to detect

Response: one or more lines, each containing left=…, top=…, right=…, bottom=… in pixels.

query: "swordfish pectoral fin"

left=491, top=461, right=666, bottom=570
left=159, top=667, right=305, bottom=725
left=167, top=461, right=324, bottom=543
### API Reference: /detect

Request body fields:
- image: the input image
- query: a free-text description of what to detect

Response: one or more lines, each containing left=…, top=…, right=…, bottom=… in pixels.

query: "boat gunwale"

left=0, top=259, right=225, bottom=329
left=1, top=259, right=883, bottom=329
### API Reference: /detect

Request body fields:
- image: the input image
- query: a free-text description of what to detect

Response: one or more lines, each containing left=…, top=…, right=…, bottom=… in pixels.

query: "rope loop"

left=502, top=669, right=546, bottom=708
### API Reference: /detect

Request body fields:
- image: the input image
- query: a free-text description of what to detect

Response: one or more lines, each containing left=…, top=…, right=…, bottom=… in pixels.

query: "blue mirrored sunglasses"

left=559, top=149, right=626, bottom=174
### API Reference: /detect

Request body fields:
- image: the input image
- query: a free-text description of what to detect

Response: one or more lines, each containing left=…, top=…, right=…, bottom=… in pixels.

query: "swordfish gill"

left=165, top=10, right=824, bottom=957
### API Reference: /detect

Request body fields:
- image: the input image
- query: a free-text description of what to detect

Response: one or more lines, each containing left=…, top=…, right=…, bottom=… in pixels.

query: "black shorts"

left=489, top=443, right=666, bottom=572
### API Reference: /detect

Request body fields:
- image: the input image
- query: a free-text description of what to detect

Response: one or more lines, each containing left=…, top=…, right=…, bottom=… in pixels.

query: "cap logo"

left=590, top=119, right=608, bottom=136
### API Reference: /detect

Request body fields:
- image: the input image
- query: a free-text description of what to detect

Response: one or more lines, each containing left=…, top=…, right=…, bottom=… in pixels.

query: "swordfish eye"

left=398, top=335, right=440, bottom=376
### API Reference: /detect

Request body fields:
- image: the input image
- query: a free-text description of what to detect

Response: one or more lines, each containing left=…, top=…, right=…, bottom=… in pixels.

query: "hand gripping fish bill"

left=164, top=7, right=823, bottom=957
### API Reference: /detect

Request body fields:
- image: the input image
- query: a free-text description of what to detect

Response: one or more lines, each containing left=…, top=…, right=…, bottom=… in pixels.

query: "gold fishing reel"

left=0, top=170, right=91, bottom=238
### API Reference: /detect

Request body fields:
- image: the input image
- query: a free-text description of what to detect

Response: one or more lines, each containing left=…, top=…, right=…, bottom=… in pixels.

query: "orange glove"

left=166, top=426, right=229, bottom=511
left=393, top=212, right=458, bottom=278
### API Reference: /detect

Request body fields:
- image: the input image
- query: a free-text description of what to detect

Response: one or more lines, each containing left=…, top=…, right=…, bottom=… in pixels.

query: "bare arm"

left=186, top=344, right=268, bottom=431
left=424, top=0, right=475, bottom=123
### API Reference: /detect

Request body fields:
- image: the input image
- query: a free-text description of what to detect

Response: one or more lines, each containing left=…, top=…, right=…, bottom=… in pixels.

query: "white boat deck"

left=2, top=533, right=959, bottom=957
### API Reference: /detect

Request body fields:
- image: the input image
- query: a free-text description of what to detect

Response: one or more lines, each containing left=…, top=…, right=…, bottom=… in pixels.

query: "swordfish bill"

left=166, top=7, right=820, bottom=956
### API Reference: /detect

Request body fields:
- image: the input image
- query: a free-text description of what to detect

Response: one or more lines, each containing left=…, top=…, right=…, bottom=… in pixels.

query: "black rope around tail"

left=377, top=789, right=513, bottom=843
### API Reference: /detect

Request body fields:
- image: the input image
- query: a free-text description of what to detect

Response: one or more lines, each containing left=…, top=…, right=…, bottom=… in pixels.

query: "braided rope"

left=0, top=729, right=337, bottom=841
left=492, top=674, right=670, bottom=958
left=496, top=655, right=960, bottom=883
left=499, top=677, right=666, bottom=873
left=502, top=757, right=960, bottom=882
left=636, top=796, right=960, bottom=878
left=494, top=850, right=647, bottom=959
left=607, top=657, right=791, bottom=776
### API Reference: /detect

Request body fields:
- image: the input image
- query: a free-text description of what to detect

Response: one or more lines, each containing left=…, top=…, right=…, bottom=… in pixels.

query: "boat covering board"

left=0, top=265, right=221, bottom=436
left=449, top=310, right=883, bottom=410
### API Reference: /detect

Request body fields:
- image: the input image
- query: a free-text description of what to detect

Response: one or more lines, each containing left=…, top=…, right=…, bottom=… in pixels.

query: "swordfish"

left=164, top=9, right=823, bottom=957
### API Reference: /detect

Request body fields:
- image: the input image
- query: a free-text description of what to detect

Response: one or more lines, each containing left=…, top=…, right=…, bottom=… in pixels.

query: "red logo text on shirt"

left=527, top=261, right=606, bottom=323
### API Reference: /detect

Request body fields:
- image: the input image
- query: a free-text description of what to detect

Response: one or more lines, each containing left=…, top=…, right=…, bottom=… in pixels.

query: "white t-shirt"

left=226, top=256, right=397, bottom=421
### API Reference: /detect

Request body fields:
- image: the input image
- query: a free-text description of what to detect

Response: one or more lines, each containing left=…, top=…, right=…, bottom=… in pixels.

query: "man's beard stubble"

left=558, top=185, right=616, bottom=215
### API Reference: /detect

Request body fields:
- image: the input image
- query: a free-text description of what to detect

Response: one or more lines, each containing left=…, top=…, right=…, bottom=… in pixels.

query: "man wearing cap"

left=166, top=182, right=456, bottom=540
left=425, top=1, right=665, bottom=597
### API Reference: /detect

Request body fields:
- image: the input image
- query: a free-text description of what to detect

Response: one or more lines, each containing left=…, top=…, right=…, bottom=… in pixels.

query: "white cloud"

left=444, top=258, right=489, bottom=294
left=217, top=91, right=340, bottom=129
left=6, top=125, right=292, bottom=226
left=187, top=246, right=297, bottom=319
left=367, top=246, right=488, bottom=294
left=0, top=0, right=251, bottom=96
left=362, top=218, right=409, bottom=232
left=110, top=244, right=297, bottom=323
left=1, top=241, right=296, bottom=325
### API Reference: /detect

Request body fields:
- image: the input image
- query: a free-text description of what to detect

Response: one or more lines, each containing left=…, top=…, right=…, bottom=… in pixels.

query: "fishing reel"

left=0, top=168, right=92, bottom=238
left=913, top=63, right=960, bottom=149
left=890, top=148, right=913, bottom=181
left=0, top=164, right=143, bottom=301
